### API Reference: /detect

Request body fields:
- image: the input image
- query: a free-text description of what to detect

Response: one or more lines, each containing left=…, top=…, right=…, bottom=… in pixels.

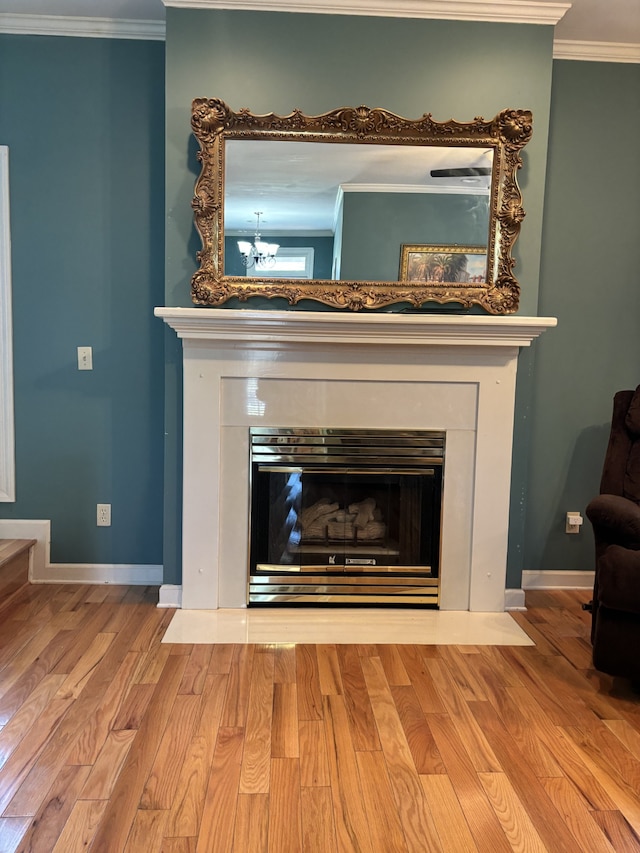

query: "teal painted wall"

left=0, top=35, right=166, bottom=565
left=339, top=192, right=489, bottom=281
left=522, top=60, right=640, bottom=578
left=165, top=10, right=553, bottom=315
left=164, top=8, right=554, bottom=587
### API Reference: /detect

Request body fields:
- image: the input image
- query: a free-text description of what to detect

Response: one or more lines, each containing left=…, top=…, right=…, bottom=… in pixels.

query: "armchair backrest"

left=600, top=387, right=640, bottom=503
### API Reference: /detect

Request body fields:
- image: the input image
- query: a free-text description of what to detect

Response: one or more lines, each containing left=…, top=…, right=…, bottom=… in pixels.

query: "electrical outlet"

left=565, top=511, right=583, bottom=534
left=97, top=503, right=111, bottom=527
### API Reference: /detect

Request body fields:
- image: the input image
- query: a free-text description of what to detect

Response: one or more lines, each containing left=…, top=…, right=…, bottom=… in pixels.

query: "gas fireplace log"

left=300, top=499, right=339, bottom=530
left=334, top=510, right=357, bottom=523
left=300, top=497, right=386, bottom=542
left=303, top=521, right=332, bottom=539
left=327, top=521, right=386, bottom=540
left=301, top=520, right=387, bottom=543
left=348, top=498, right=377, bottom=529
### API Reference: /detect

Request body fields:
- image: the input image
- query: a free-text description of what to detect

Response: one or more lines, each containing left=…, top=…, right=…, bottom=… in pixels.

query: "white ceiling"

left=0, top=0, right=639, bottom=46
left=225, top=140, right=493, bottom=233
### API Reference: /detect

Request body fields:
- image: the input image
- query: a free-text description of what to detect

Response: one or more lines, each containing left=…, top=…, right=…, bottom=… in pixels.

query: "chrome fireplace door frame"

left=248, top=428, right=445, bottom=606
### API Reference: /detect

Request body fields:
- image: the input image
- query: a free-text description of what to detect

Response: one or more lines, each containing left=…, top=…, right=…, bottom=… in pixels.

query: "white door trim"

left=0, top=146, right=15, bottom=502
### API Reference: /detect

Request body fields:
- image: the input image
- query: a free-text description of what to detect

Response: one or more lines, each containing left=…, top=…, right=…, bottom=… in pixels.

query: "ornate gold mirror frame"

left=190, top=98, right=532, bottom=314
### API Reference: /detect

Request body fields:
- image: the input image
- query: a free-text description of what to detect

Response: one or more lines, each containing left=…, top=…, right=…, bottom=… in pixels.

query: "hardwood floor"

left=1, top=561, right=640, bottom=850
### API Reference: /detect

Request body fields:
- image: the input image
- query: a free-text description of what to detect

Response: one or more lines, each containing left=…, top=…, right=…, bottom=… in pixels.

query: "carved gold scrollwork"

left=189, top=99, right=533, bottom=314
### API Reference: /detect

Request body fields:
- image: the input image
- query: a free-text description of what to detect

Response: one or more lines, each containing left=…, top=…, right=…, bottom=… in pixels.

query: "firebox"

left=248, top=428, right=444, bottom=606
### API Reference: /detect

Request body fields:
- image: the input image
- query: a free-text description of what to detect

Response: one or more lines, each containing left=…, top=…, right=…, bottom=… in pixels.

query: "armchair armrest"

left=586, top=494, right=640, bottom=548
left=597, top=545, right=640, bottom=613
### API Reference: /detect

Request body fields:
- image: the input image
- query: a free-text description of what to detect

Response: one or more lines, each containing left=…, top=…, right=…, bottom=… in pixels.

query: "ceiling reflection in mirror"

left=190, top=99, right=533, bottom=313
left=224, top=140, right=493, bottom=281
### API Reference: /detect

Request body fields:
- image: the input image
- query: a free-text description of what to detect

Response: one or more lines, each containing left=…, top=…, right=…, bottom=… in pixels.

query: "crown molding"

left=2, top=6, right=638, bottom=64
left=163, top=0, right=570, bottom=25
left=553, top=39, right=640, bottom=63
left=0, top=13, right=165, bottom=40
left=341, top=182, right=490, bottom=195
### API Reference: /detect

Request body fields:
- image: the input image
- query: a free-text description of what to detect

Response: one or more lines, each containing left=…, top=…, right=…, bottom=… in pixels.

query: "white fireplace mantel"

left=157, top=307, right=555, bottom=348
left=157, top=307, right=556, bottom=612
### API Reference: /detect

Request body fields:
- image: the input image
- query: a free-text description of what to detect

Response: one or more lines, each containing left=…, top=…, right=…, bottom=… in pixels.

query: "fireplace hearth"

left=249, top=428, right=444, bottom=605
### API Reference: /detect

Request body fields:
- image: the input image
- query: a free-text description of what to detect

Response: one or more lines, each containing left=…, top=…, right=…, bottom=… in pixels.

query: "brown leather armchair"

left=585, top=385, right=640, bottom=680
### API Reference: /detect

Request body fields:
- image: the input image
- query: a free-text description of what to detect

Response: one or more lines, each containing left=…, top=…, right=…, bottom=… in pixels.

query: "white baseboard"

left=0, top=518, right=50, bottom=581
left=522, top=570, right=595, bottom=590
left=504, top=588, right=526, bottom=611
left=158, top=584, right=183, bottom=608
left=37, top=563, right=163, bottom=585
left=0, top=518, right=162, bottom=585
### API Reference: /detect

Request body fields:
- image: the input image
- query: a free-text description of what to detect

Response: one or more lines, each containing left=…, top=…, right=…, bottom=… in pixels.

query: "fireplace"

left=156, top=308, right=556, bottom=612
left=249, top=428, right=444, bottom=605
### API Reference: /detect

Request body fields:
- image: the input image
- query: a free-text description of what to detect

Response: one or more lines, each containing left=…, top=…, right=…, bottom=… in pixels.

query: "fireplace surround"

left=156, top=308, right=556, bottom=612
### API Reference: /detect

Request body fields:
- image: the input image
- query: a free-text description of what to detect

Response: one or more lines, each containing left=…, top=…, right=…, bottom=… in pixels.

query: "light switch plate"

left=77, top=346, right=92, bottom=370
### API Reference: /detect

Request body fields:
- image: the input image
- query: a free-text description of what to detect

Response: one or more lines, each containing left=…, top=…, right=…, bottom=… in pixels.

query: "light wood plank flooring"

left=1, top=565, right=640, bottom=851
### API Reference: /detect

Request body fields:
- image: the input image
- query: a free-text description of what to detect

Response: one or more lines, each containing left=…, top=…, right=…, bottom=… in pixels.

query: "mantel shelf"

left=155, top=307, right=557, bottom=348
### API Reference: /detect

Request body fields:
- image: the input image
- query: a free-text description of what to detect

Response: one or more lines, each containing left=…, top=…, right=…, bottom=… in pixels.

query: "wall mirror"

left=190, top=98, right=532, bottom=314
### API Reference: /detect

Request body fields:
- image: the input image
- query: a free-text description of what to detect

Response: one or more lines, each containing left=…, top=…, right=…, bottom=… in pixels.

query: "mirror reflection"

left=224, top=140, right=493, bottom=282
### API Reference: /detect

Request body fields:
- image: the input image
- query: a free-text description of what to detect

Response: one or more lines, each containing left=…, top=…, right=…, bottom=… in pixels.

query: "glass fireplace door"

left=252, top=467, right=439, bottom=573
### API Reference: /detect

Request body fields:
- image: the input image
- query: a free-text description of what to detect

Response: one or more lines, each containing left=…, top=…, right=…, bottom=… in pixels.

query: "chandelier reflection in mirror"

left=237, top=211, right=279, bottom=269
